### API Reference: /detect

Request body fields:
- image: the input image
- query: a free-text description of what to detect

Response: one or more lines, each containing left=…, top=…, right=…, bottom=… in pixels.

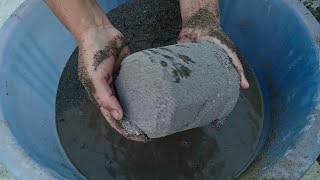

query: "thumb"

left=93, top=78, right=123, bottom=120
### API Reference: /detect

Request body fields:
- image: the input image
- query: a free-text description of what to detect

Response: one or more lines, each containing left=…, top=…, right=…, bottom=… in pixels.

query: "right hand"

left=77, top=25, right=148, bottom=142
left=178, top=25, right=250, bottom=89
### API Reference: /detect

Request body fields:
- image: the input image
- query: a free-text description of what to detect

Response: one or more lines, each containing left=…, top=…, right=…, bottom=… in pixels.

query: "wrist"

left=75, top=24, right=116, bottom=50
left=181, top=8, right=220, bottom=30
left=75, top=19, right=114, bottom=44
left=71, top=6, right=113, bottom=42
left=180, top=0, right=220, bottom=27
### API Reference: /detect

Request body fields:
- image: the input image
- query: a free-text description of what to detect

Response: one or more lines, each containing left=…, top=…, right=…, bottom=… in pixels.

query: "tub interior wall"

left=0, top=1, right=78, bottom=179
left=0, top=0, right=127, bottom=179
left=221, top=0, right=320, bottom=178
left=0, top=0, right=319, bottom=179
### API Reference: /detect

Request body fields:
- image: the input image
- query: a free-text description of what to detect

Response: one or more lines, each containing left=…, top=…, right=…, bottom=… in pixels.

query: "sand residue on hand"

left=92, top=35, right=127, bottom=70
left=183, top=8, right=237, bottom=53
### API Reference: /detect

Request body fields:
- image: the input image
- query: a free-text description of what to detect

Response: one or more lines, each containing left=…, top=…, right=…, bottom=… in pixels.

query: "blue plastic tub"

left=0, top=0, right=319, bottom=179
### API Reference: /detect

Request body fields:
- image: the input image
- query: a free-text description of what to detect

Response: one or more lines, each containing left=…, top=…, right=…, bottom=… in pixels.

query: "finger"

left=178, top=37, right=193, bottom=43
left=93, top=78, right=124, bottom=120
left=100, top=108, right=149, bottom=143
left=110, top=83, right=120, bottom=105
left=226, top=52, right=250, bottom=89
left=100, top=107, right=126, bottom=133
left=198, top=36, right=250, bottom=89
left=227, top=54, right=249, bottom=89
left=240, top=73, right=250, bottom=89
left=178, top=28, right=196, bottom=43
left=114, top=46, right=130, bottom=73
left=189, top=29, right=198, bottom=43
left=178, top=27, right=212, bottom=43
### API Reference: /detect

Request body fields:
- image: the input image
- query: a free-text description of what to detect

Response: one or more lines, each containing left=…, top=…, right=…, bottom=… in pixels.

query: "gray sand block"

left=115, top=42, right=240, bottom=138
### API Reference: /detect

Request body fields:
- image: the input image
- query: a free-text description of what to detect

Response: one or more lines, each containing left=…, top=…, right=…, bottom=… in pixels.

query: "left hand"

left=178, top=22, right=250, bottom=89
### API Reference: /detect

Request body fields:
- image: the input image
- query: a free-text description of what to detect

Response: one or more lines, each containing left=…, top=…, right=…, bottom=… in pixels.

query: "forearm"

left=45, top=0, right=112, bottom=42
left=179, top=0, right=220, bottom=25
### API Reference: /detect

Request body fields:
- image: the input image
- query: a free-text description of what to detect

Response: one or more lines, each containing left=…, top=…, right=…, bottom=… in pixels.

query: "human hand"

left=178, top=9, right=250, bottom=89
left=78, top=25, right=148, bottom=142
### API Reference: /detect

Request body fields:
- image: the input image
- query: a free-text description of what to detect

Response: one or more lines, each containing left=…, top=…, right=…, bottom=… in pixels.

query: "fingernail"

left=111, top=110, right=119, bottom=120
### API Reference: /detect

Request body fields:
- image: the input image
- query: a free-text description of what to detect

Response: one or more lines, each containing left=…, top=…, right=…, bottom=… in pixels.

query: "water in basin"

left=56, top=0, right=265, bottom=179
